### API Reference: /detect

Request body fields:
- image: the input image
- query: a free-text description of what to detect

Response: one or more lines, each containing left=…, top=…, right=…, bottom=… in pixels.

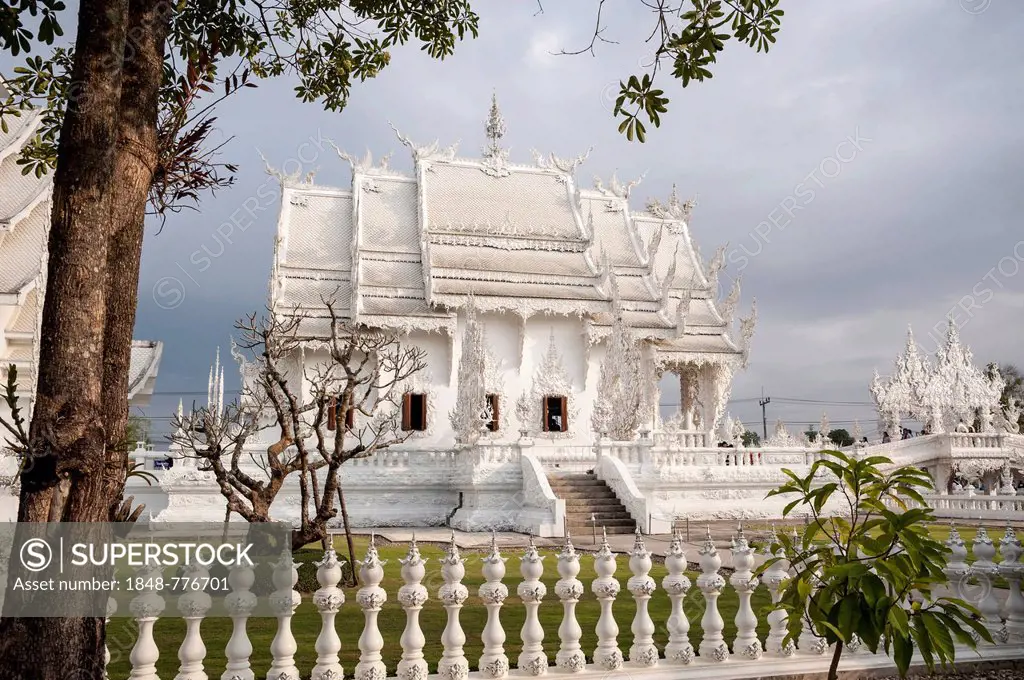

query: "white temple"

left=0, top=85, right=163, bottom=451
left=270, top=94, right=755, bottom=447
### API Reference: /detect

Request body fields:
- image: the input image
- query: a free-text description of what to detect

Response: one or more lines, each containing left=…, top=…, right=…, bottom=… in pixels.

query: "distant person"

left=882, top=432, right=891, bottom=443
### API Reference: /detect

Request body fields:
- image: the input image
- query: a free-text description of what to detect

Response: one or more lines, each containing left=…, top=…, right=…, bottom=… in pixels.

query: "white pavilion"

left=269, top=95, right=756, bottom=448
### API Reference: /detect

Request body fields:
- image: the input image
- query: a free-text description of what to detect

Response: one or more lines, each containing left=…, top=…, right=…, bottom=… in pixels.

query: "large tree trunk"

left=0, top=0, right=130, bottom=673
left=100, top=0, right=171, bottom=515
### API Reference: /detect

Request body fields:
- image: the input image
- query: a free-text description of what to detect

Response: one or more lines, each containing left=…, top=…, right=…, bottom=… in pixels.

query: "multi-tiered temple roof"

left=0, top=84, right=162, bottom=406
left=271, top=96, right=754, bottom=367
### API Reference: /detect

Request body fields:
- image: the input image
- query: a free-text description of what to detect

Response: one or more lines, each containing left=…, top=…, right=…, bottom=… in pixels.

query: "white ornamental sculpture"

left=478, top=534, right=510, bottom=679
left=554, top=533, right=586, bottom=673
left=591, top=529, right=623, bottom=671
left=437, top=533, right=470, bottom=680
left=517, top=537, right=548, bottom=676
left=517, top=331, right=578, bottom=438
left=696, top=528, right=728, bottom=662
left=1004, top=398, right=1022, bottom=434
left=662, top=533, right=694, bottom=664
left=730, top=525, right=761, bottom=660
left=312, top=548, right=346, bottom=680
left=592, top=275, right=645, bottom=440
left=450, top=298, right=492, bottom=446
left=626, top=529, right=658, bottom=667
left=355, top=536, right=388, bottom=680
left=397, top=537, right=429, bottom=680
left=766, top=420, right=799, bottom=448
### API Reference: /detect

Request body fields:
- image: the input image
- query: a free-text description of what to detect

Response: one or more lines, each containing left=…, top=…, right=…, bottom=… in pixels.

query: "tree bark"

left=0, top=0, right=130, bottom=673
left=828, top=638, right=844, bottom=680
left=100, top=0, right=171, bottom=518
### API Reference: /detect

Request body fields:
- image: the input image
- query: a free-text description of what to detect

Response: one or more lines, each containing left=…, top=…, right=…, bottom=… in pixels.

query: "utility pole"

left=759, top=388, right=771, bottom=441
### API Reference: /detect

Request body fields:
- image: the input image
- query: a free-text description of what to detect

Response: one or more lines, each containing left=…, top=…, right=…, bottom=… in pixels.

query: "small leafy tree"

left=828, top=428, right=854, bottom=447
left=741, top=429, right=761, bottom=447
left=760, top=451, right=990, bottom=680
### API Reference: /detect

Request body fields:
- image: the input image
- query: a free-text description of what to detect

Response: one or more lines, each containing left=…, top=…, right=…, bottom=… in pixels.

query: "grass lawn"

left=105, top=536, right=772, bottom=678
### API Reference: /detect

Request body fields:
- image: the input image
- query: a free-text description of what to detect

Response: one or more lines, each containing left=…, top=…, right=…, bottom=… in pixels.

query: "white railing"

left=653, top=429, right=710, bottom=448
left=951, top=432, right=1008, bottom=449
left=912, top=493, right=1024, bottom=520
left=105, top=524, right=1024, bottom=680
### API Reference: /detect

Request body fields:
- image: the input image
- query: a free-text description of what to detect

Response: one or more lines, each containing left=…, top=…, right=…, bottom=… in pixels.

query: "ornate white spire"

left=481, top=92, right=510, bottom=177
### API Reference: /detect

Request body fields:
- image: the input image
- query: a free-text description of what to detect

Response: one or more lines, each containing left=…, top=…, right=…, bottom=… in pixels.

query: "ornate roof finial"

left=485, top=91, right=506, bottom=150
left=480, top=91, right=511, bottom=177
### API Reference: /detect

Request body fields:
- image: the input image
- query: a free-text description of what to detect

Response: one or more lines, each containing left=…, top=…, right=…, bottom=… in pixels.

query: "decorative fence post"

left=696, top=527, right=728, bottom=662
left=627, top=529, right=658, bottom=667
left=793, top=527, right=827, bottom=657
left=312, top=547, right=346, bottom=680
left=730, top=525, right=761, bottom=660
left=356, top=534, right=388, bottom=680
left=175, top=562, right=213, bottom=680
left=267, top=549, right=301, bottom=680
left=972, top=528, right=1004, bottom=641
left=105, top=597, right=116, bottom=680
left=222, top=560, right=257, bottom=680
left=479, top=533, right=510, bottom=679
left=518, top=536, right=548, bottom=676
left=398, top=536, right=429, bottom=680
left=662, top=531, right=694, bottom=665
left=437, top=532, right=470, bottom=680
left=129, top=561, right=166, bottom=680
left=943, top=525, right=970, bottom=601
left=999, top=527, right=1024, bottom=643
left=591, top=528, right=623, bottom=671
left=762, top=527, right=794, bottom=658
left=554, top=532, right=586, bottom=673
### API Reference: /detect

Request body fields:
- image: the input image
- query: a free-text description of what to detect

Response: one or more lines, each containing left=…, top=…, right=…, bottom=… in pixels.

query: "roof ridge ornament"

left=738, top=298, right=757, bottom=369
left=388, top=121, right=459, bottom=163
left=325, top=139, right=393, bottom=176
left=530, top=146, right=593, bottom=174
left=593, top=171, right=645, bottom=200
left=481, top=92, right=511, bottom=178
left=646, top=184, right=697, bottom=225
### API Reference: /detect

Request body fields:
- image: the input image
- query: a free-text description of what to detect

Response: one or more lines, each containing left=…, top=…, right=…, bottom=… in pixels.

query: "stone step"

left=548, top=477, right=604, bottom=486
left=565, top=523, right=636, bottom=535
left=562, top=497, right=625, bottom=508
left=565, top=517, right=636, bottom=527
left=554, top=490, right=618, bottom=499
left=565, top=510, right=632, bottom=521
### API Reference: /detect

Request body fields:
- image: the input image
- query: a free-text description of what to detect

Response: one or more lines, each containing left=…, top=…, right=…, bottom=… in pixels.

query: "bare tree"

left=170, top=302, right=426, bottom=556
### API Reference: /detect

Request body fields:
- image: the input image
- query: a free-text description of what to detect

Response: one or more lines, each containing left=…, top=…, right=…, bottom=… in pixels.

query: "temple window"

left=327, top=397, right=354, bottom=431
left=542, top=395, right=568, bottom=433
left=486, top=394, right=500, bottom=432
left=402, top=392, right=428, bottom=431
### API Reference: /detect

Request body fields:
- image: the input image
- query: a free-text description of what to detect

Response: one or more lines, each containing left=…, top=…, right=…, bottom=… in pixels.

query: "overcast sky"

left=11, top=0, right=1024, bottom=439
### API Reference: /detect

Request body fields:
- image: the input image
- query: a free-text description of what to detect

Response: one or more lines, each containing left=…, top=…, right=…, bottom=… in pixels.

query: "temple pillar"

left=678, top=367, right=698, bottom=430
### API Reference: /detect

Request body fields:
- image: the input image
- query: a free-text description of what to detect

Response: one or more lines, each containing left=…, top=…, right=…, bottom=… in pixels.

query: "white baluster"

left=437, top=531, right=470, bottom=680
left=312, top=546, right=346, bottom=680
left=355, top=534, right=388, bottom=680
left=730, top=524, right=761, bottom=660
left=943, top=525, right=970, bottom=601
left=397, top=536, right=429, bottom=680
left=762, top=526, right=794, bottom=658
left=592, top=527, right=623, bottom=671
left=626, top=528, right=658, bottom=667
left=554, top=532, right=586, bottom=673
left=696, top=527, right=728, bottom=662
left=267, top=549, right=301, bottom=680
left=794, top=528, right=827, bottom=657
left=105, top=597, right=117, bottom=679
left=222, top=561, right=257, bottom=680
left=479, top=533, right=510, bottom=679
left=129, top=561, right=166, bottom=680
left=175, top=562, right=213, bottom=680
left=972, top=528, right=1004, bottom=641
left=662, top=531, right=694, bottom=665
left=518, top=536, right=548, bottom=676
left=1000, top=527, right=1024, bottom=643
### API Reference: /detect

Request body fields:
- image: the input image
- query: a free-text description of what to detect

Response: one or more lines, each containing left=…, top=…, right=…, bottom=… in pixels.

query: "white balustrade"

left=592, top=528, right=623, bottom=671
left=627, top=529, right=658, bottom=667
left=554, top=532, right=586, bottom=673
left=730, top=525, right=762, bottom=660
left=175, top=562, right=213, bottom=680
left=943, top=525, right=970, bottom=601
left=972, top=528, right=1004, bottom=640
left=762, top=527, right=794, bottom=658
left=223, top=560, right=257, bottom=680
left=437, top=532, right=470, bottom=680
left=267, top=549, right=301, bottom=680
left=312, top=547, right=346, bottom=680
left=696, top=527, right=728, bottom=662
left=397, top=536, right=429, bottom=680
left=1000, top=527, right=1024, bottom=643
left=518, top=536, right=548, bottom=676
left=478, top=533, right=510, bottom=679
left=662, top=532, right=694, bottom=664
left=129, top=561, right=166, bottom=680
left=356, top=534, right=388, bottom=680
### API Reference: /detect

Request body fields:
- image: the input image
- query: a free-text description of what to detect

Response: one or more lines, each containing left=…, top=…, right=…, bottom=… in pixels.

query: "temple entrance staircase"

left=547, top=471, right=636, bottom=535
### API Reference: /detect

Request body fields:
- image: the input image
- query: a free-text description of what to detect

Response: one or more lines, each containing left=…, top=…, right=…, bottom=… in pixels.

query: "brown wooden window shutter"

left=487, top=394, right=500, bottom=432
left=401, top=393, right=412, bottom=431
left=418, top=393, right=428, bottom=430
left=327, top=397, right=337, bottom=431
left=542, top=397, right=550, bottom=432
left=559, top=396, right=568, bottom=432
